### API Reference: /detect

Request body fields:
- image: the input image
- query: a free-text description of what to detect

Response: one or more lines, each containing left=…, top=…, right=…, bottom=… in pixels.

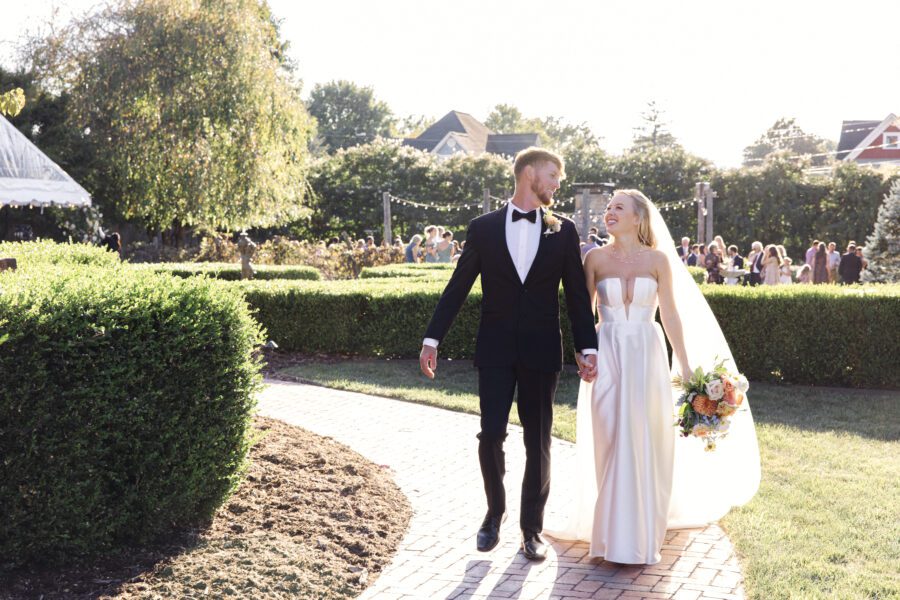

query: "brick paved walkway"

left=259, top=379, right=745, bottom=600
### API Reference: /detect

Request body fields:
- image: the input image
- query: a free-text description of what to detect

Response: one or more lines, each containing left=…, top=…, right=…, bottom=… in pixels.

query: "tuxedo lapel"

left=523, top=209, right=550, bottom=286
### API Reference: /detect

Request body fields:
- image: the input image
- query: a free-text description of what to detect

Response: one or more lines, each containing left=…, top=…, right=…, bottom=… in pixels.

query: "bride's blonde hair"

left=611, top=189, right=657, bottom=249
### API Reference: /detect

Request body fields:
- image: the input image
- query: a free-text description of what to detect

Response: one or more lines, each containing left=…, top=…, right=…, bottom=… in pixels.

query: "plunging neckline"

left=597, top=276, right=656, bottom=319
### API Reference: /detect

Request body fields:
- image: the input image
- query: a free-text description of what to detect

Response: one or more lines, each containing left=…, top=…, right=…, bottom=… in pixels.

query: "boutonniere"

left=542, top=209, right=562, bottom=236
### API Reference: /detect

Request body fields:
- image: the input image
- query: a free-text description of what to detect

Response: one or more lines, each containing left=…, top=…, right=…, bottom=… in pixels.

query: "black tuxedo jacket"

left=424, top=206, right=597, bottom=372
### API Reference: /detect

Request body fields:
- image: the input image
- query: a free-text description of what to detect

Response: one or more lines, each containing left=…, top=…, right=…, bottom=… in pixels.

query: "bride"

left=547, top=189, right=760, bottom=565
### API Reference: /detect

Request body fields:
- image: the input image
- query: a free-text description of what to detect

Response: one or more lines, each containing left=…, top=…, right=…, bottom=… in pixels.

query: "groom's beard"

left=531, top=181, right=553, bottom=206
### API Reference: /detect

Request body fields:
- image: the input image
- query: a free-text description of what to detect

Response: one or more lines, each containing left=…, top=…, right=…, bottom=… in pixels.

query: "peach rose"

left=723, top=377, right=735, bottom=395
left=723, top=387, right=737, bottom=406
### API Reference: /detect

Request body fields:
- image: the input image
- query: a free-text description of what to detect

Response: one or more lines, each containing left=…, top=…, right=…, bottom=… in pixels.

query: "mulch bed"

left=0, top=416, right=412, bottom=600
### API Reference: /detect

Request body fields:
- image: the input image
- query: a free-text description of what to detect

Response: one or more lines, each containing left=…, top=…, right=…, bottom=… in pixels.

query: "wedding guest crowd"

left=674, top=234, right=867, bottom=287
left=401, top=224, right=464, bottom=263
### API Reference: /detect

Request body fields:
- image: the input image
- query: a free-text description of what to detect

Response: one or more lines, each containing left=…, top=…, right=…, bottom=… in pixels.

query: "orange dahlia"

left=692, top=394, right=719, bottom=417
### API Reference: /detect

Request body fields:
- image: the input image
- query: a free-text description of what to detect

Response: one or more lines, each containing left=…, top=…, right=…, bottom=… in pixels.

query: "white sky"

left=2, top=0, right=899, bottom=167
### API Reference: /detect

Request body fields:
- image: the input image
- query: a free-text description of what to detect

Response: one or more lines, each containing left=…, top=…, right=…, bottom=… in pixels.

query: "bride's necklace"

left=610, top=244, right=649, bottom=264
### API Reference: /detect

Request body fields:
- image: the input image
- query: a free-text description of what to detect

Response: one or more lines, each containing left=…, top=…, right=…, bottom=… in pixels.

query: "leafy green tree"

left=710, top=158, right=823, bottom=257
left=615, top=146, right=711, bottom=238
left=630, top=101, right=679, bottom=152
left=393, top=114, right=433, bottom=139
left=862, top=180, right=900, bottom=283
left=485, top=103, right=596, bottom=152
left=304, top=140, right=436, bottom=240
left=557, top=143, right=616, bottom=200
left=307, top=80, right=393, bottom=151
left=816, top=162, right=894, bottom=247
left=27, top=0, right=313, bottom=235
left=742, top=117, right=835, bottom=167
left=484, top=104, right=529, bottom=134
left=302, top=140, right=513, bottom=241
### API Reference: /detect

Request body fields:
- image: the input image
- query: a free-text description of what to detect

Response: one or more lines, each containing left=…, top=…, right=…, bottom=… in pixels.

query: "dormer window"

left=884, top=133, right=900, bottom=149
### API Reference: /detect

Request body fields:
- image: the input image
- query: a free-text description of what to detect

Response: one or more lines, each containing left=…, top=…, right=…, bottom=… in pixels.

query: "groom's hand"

left=420, top=345, right=438, bottom=379
left=576, top=353, right=597, bottom=383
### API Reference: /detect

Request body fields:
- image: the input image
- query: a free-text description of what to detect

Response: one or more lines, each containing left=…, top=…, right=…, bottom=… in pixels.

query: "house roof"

left=445, top=132, right=484, bottom=155
left=405, top=111, right=493, bottom=152
left=404, top=110, right=541, bottom=157
left=836, top=120, right=882, bottom=160
left=486, top=133, right=540, bottom=156
left=837, top=113, right=900, bottom=161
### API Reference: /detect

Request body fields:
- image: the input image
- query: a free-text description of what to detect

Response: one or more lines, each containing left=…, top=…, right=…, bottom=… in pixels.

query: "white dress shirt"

left=506, top=202, right=542, bottom=283
left=424, top=202, right=596, bottom=356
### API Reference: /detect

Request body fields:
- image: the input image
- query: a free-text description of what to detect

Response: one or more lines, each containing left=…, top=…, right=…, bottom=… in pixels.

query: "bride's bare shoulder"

left=648, top=248, right=673, bottom=270
left=584, top=244, right=613, bottom=266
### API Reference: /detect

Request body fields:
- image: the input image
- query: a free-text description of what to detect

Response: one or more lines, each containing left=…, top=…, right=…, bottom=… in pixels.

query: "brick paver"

left=259, top=379, right=746, bottom=600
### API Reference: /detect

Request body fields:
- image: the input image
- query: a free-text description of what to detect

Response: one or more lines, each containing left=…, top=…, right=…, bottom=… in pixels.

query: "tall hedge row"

left=0, top=256, right=263, bottom=566
left=241, top=278, right=899, bottom=389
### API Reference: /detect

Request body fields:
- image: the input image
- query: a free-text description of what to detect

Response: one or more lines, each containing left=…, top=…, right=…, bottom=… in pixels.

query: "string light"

left=389, top=194, right=484, bottom=212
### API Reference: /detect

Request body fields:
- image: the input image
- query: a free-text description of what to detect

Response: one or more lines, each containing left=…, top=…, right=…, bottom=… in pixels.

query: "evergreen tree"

left=630, top=100, right=679, bottom=152
left=862, top=180, right=900, bottom=283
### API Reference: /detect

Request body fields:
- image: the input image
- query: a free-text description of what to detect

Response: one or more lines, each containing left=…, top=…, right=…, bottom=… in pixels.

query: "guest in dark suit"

left=419, top=147, right=598, bottom=561
left=727, top=245, right=744, bottom=285
left=839, top=243, right=863, bottom=284
left=686, top=244, right=700, bottom=267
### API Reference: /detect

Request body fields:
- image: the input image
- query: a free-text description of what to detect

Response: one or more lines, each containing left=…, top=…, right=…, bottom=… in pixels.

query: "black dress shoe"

left=521, top=530, right=548, bottom=561
left=476, top=512, right=506, bottom=552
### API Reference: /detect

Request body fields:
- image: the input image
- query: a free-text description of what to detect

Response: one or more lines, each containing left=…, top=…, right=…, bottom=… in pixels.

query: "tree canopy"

left=742, top=117, right=835, bottom=167
left=26, top=0, right=314, bottom=232
left=307, top=80, right=393, bottom=152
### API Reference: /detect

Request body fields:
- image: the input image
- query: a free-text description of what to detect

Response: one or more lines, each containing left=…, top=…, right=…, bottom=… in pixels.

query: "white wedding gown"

left=547, top=275, right=761, bottom=565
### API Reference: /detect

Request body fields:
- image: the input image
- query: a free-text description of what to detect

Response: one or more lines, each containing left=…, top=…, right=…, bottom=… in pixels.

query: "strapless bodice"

left=597, top=277, right=658, bottom=323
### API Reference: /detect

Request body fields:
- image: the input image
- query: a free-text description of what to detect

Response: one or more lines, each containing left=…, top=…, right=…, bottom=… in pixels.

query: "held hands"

left=575, top=353, right=597, bottom=383
left=419, top=344, right=438, bottom=379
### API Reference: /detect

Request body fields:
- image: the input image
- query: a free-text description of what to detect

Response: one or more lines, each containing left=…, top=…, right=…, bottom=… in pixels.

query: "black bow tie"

left=512, top=209, right=537, bottom=223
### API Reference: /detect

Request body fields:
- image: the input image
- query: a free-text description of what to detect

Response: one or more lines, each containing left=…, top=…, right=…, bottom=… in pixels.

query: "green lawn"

left=279, top=358, right=900, bottom=600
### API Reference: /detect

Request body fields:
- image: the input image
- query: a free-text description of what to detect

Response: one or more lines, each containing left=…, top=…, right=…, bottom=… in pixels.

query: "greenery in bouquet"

left=673, top=359, right=749, bottom=451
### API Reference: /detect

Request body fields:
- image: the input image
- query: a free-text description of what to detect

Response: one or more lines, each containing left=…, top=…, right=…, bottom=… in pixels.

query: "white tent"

left=0, top=115, right=91, bottom=208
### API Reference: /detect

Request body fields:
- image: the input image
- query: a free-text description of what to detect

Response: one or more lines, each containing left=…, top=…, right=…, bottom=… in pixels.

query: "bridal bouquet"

left=673, top=360, right=749, bottom=451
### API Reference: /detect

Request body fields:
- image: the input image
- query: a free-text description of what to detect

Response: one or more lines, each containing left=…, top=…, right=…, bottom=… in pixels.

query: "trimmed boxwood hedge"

left=687, top=266, right=706, bottom=284
left=360, top=263, right=456, bottom=279
left=0, top=258, right=263, bottom=567
left=137, top=262, right=322, bottom=281
left=361, top=263, right=708, bottom=284
left=240, top=278, right=899, bottom=388
left=0, top=240, right=121, bottom=271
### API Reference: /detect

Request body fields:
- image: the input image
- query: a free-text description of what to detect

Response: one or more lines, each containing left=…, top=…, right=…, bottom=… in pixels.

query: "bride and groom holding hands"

left=419, top=147, right=760, bottom=565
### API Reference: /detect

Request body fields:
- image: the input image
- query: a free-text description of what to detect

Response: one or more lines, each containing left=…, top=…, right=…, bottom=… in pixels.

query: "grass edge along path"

left=277, top=357, right=900, bottom=600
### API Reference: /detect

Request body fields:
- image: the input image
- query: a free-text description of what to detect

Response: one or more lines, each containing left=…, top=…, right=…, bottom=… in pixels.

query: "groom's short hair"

left=513, top=147, right=565, bottom=180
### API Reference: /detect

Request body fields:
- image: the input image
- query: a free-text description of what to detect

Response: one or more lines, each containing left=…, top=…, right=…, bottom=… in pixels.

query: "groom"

left=419, top=147, right=598, bottom=561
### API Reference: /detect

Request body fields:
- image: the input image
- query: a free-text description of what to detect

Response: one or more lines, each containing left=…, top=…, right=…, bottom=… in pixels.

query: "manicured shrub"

left=687, top=266, right=706, bottom=284
left=0, top=240, right=120, bottom=271
left=0, top=259, right=263, bottom=567
left=241, top=278, right=899, bottom=388
left=360, top=263, right=456, bottom=279
left=137, top=262, right=321, bottom=281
